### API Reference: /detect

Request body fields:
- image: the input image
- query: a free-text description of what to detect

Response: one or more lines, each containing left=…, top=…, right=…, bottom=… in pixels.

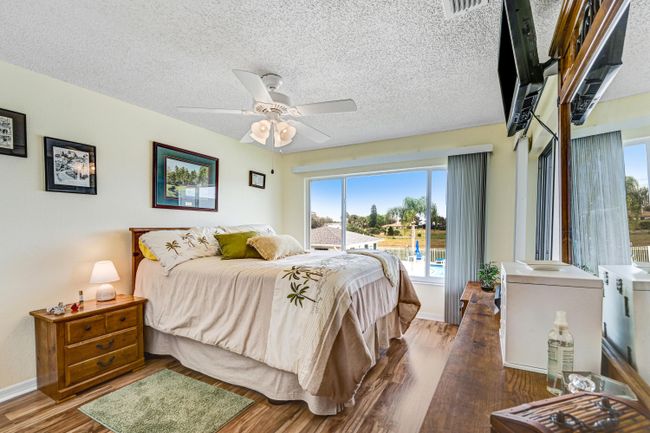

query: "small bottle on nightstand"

left=547, top=311, right=574, bottom=395
left=78, top=290, right=84, bottom=306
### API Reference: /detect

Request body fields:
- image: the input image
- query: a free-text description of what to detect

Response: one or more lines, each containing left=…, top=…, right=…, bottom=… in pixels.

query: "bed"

left=130, top=227, right=420, bottom=415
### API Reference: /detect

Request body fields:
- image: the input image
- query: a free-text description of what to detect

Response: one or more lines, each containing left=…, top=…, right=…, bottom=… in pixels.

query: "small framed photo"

left=153, top=142, right=219, bottom=211
left=0, top=108, right=27, bottom=158
left=44, top=137, right=97, bottom=194
left=249, top=170, right=266, bottom=189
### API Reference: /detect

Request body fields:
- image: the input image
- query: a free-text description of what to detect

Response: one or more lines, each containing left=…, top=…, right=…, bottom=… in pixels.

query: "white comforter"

left=135, top=252, right=399, bottom=385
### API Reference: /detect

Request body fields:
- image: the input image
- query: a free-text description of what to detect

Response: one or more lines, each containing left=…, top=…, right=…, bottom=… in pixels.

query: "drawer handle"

left=97, top=356, right=115, bottom=369
left=96, top=339, right=114, bottom=351
left=84, top=325, right=92, bottom=332
left=119, top=316, right=127, bottom=322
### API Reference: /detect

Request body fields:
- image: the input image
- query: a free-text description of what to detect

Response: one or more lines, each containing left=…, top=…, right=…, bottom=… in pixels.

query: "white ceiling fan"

left=178, top=70, right=357, bottom=148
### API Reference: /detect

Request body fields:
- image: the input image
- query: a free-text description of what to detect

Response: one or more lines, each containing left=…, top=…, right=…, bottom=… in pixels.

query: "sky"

left=310, top=170, right=447, bottom=221
left=624, top=143, right=648, bottom=188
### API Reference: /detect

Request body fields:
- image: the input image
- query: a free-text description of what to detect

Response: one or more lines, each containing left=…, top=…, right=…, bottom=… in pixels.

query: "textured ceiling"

left=0, top=1, right=648, bottom=152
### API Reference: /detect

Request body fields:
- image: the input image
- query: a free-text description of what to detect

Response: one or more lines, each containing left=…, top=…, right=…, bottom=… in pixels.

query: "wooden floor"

left=0, top=319, right=456, bottom=433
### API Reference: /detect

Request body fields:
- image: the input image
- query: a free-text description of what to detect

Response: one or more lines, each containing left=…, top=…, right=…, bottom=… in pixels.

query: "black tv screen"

left=498, top=0, right=544, bottom=137
left=571, top=6, right=629, bottom=125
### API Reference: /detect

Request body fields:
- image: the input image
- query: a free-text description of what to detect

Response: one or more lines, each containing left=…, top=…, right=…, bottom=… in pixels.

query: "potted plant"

left=478, top=262, right=500, bottom=292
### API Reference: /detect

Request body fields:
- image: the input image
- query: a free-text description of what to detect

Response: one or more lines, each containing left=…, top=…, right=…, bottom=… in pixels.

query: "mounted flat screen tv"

left=571, top=6, right=629, bottom=125
left=498, top=0, right=544, bottom=137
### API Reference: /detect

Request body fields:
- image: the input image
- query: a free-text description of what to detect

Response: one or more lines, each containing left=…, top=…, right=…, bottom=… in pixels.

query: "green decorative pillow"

left=214, top=231, right=263, bottom=260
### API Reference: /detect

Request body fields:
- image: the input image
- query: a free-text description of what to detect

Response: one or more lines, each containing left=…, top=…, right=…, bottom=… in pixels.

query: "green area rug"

left=79, top=369, right=253, bottom=433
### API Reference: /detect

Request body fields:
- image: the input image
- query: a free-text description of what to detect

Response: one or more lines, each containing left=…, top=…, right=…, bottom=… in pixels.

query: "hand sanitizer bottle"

left=547, top=311, right=574, bottom=395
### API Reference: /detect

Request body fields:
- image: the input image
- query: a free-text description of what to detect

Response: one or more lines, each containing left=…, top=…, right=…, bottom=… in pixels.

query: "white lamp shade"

left=89, top=260, right=120, bottom=284
left=250, top=120, right=271, bottom=145
left=274, top=121, right=296, bottom=147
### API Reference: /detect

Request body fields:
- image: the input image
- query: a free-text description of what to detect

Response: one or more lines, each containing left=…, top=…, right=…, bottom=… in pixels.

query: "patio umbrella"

left=415, top=240, right=422, bottom=260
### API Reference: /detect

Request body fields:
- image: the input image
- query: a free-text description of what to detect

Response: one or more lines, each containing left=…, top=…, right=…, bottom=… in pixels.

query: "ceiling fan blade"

left=232, top=69, right=274, bottom=103
left=177, top=106, right=253, bottom=115
left=294, top=99, right=357, bottom=116
left=288, top=120, right=330, bottom=143
left=240, top=132, right=254, bottom=143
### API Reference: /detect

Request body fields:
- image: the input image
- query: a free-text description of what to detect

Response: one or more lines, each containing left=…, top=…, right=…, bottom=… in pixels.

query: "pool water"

left=430, top=264, right=445, bottom=278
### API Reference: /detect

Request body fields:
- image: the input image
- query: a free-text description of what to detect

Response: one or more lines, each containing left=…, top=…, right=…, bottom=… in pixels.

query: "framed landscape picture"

left=0, top=108, right=27, bottom=158
left=249, top=170, right=266, bottom=189
left=44, top=137, right=96, bottom=194
left=153, top=142, right=219, bottom=211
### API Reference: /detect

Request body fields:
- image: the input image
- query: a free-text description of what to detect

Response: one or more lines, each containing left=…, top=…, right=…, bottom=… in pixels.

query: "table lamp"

left=90, top=260, right=120, bottom=301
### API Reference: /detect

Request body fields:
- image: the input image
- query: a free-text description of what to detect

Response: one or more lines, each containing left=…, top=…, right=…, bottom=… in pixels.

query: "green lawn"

left=376, top=229, right=446, bottom=248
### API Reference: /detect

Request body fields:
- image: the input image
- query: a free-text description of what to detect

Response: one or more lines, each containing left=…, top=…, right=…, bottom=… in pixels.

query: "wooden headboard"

left=129, top=227, right=189, bottom=290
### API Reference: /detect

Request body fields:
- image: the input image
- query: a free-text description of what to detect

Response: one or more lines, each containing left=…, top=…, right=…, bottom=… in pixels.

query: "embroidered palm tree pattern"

left=180, top=232, right=196, bottom=248
left=287, top=281, right=317, bottom=307
left=165, top=240, right=181, bottom=255
left=282, top=266, right=323, bottom=307
left=196, top=235, right=210, bottom=249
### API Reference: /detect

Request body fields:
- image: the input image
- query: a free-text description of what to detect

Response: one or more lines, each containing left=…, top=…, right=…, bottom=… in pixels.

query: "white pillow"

left=139, top=227, right=219, bottom=275
left=216, top=224, right=276, bottom=236
left=247, top=235, right=307, bottom=260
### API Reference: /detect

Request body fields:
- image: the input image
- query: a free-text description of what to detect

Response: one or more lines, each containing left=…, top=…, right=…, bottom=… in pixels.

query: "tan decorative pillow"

left=247, top=235, right=306, bottom=261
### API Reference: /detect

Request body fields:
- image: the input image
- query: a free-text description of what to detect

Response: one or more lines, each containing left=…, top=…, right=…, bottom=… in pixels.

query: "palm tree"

left=387, top=196, right=427, bottom=252
left=626, top=176, right=649, bottom=230
left=180, top=233, right=195, bottom=248
left=165, top=240, right=181, bottom=255
left=197, top=236, right=210, bottom=249
left=286, top=282, right=317, bottom=307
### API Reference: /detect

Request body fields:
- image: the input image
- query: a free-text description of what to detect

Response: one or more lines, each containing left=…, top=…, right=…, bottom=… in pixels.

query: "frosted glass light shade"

left=274, top=122, right=296, bottom=147
left=250, top=120, right=271, bottom=145
left=89, top=260, right=120, bottom=284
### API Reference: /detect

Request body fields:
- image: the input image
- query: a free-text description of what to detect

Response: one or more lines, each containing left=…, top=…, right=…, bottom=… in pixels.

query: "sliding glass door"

left=308, top=168, right=447, bottom=282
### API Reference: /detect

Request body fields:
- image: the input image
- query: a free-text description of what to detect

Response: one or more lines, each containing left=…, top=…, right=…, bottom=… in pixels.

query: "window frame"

left=306, top=166, right=446, bottom=284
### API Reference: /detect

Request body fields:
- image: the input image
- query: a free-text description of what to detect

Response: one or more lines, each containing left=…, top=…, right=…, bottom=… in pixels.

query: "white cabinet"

left=599, top=265, right=650, bottom=384
left=500, top=262, right=603, bottom=374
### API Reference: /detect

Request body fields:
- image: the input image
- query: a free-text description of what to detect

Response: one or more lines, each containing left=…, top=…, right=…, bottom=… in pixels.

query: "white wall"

left=0, top=61, right=283, bottom=389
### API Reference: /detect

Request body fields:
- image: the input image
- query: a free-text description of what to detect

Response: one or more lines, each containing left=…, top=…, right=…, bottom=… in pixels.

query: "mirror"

left=567, top=1, right=650, bottom=394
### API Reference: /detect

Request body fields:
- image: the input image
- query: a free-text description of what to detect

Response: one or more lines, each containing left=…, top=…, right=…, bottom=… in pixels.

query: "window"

left=308, top=168, right=447, bottom=282
left=309, top=178, right=343, bottom=250
left=624, top=141, right=650, bottom=262
left=536, top=141, right=555, bottom=260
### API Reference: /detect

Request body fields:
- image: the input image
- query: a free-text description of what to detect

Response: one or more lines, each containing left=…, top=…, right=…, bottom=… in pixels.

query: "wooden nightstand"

left=30, top=295, right=146, bottom=401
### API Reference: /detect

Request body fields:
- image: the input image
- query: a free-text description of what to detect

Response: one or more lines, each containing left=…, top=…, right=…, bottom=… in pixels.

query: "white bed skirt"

left=145, top=327, right=348, bottom=415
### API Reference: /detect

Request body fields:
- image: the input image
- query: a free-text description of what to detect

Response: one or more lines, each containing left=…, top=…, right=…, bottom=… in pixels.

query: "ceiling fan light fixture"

left=274, top=121, right=297, bottom=147
left=250, top=119, right=271, bottom=144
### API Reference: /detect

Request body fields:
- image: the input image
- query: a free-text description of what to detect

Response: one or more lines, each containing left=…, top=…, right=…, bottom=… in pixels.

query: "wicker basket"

left=490, top=392, right=650, bottom=432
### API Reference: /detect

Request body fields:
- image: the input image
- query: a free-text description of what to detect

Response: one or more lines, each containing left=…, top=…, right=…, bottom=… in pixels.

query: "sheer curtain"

left=445, top=152, right=487, bottom=325
left=571, top=131, right=631, bottom=273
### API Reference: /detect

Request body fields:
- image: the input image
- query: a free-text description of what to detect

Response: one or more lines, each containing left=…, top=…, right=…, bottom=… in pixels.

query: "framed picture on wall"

left=153, top=142, right=219, bottom=211
left=249, top=170, right=266, bottom=189
left=0, top=108, right=27, bottom=158
left=44, top=137, right=97, bottom=194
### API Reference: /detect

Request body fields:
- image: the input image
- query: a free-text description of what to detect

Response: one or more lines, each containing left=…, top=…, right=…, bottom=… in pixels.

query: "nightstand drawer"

left=66, top=344, right=138, bottom=386
left=65, top=328, right=137, bottom=365
left=106, top=306, right=138, bottom=333
left=66, top=315, right=106, bottom=344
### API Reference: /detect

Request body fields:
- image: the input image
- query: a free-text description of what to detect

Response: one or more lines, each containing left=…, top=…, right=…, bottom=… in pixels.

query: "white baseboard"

left=416, top=311, right=445, bottom=322
left=0, top=377, right=37, bottom=403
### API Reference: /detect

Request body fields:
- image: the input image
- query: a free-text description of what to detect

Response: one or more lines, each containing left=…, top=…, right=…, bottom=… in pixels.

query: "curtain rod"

left=291, top=144, right=494, bottom=174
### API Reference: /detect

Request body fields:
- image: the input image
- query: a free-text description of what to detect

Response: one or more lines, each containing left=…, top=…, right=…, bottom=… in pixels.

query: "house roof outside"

left=310, top=226, right=382, bottom=249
